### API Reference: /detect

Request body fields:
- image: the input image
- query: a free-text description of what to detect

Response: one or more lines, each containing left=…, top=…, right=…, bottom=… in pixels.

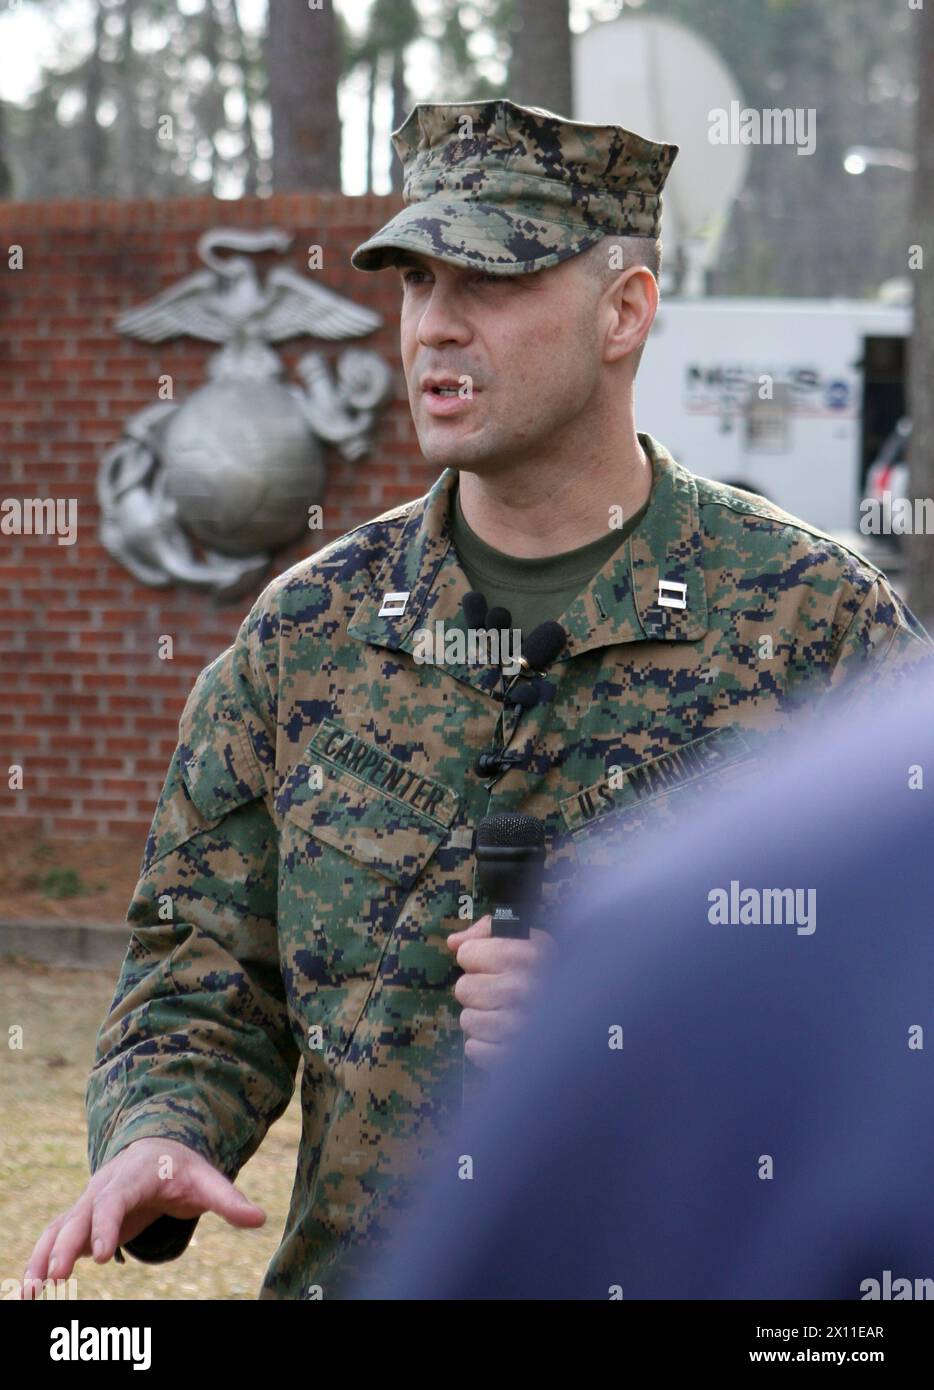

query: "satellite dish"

left=573, top=15, right=749, bottom=295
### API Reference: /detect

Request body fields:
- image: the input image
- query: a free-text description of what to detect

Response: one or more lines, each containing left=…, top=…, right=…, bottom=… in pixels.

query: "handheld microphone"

left=474, top=812, right=546, bottom=938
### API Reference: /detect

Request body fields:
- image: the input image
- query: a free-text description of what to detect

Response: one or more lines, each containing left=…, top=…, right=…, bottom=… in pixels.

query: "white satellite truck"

left=638, top=297, right=911, bottom=551
left=571, top=15, right=911, bottom=557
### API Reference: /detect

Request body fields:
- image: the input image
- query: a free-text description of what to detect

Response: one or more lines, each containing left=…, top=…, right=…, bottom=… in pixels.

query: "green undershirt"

left=449, top=479, right=649, bottom=638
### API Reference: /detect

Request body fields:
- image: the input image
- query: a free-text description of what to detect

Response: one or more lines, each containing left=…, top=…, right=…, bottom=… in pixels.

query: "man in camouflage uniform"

left=24, top=100, right=934, bottom=1299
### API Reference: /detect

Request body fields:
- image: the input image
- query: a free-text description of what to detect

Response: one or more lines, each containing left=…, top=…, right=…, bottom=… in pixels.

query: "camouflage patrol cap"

left=350, top=98, right=679, bottom=276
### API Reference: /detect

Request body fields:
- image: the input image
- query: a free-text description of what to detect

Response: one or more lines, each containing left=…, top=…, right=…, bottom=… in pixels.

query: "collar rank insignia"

left=379, top=591, right=410, bottom=618
left=658, top=579, right=688, bottom=610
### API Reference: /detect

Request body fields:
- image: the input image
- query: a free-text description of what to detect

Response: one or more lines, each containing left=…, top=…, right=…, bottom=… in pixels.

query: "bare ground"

left=0, top=958, right=302, bottom=1300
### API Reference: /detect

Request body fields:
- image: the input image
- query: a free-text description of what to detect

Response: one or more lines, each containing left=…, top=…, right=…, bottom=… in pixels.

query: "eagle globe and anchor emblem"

left=98, top=228, right=393, bottom=600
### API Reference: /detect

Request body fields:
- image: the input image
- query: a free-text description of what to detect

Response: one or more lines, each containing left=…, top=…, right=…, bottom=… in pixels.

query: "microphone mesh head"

left=507, top=682, right=538, bottom=708
left=524, top=620, right=567, bottom=669
left=462, top=591, right=488, bottom=627
left=476, top=812, right=545, bottom=848
left=486, top=605, right=512, bottom=630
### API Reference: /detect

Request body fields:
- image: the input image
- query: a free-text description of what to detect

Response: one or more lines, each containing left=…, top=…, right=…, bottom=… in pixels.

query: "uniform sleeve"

left=824, top=572, right=934, bottom=711
left=85, top=603, right=299, bottom=1265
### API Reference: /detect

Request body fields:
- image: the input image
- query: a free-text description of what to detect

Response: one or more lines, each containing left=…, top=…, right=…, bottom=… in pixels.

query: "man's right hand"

left=21, top=1137, right=266, bottom=1296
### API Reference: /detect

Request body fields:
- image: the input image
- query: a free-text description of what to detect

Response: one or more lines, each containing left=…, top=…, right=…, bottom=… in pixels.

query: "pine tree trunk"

left=0, top=100, right=14, bottom=198
left=365, top=59, right=376, bottom=194
left=266, top=0, right=341, bottom=191
left=390, top=48, right=408, bottom=193
left=231, top=0, right=260, bottom=196
left=84, top=2, right=107, bottom=194
left=119, top=0, right=143, bottom=198
left=201, top=0, right=226, bottom=193
left=509, top=0, right=572, bottom=118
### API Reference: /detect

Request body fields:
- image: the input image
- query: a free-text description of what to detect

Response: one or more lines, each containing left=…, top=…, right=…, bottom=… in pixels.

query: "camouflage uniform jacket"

left=86, top=433, right=934, bottom=1298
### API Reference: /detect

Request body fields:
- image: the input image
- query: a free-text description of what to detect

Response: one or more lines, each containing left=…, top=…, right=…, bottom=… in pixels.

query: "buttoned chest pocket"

left=276, top=737, right=459, bottom=1045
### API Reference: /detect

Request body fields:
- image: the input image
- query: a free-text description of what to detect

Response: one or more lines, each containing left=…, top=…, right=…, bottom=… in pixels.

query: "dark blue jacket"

left=361, top=672, right=934, bottom=1299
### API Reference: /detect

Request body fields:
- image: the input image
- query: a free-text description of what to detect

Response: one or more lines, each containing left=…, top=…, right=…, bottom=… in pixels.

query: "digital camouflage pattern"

left=349, top=98, right=679, bottom=275
left=86, top=434, right=934, bottom=1298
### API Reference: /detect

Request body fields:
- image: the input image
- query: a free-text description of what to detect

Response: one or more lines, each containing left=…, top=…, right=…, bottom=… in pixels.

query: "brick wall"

left=0, top=192, right=429, bottom=839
